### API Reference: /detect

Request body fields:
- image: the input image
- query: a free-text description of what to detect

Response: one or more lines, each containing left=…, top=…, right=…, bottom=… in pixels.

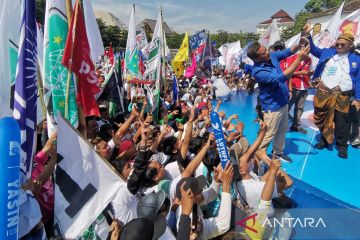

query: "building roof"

left=307, top=0, right=360, bottom=19
left=137, top=19, right=173, bottom=35
left=259, top=9, right=294, bottom=25
left=95, top=10, right=127, bottom=30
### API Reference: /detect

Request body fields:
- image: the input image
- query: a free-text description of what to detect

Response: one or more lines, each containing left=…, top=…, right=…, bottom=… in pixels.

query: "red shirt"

left=282, top=54, right=312, bottom=90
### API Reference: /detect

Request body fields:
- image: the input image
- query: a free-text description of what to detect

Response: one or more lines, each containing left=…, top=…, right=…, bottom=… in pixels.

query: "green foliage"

left=96, top=18, right=127, bottom=50
left=166, top=33, right=185, bottom=49
left=281, top=26, right=296, bottom=41
left=35, top=0, right=46, bottom=25
left=304, top=0, right=344, bottom=13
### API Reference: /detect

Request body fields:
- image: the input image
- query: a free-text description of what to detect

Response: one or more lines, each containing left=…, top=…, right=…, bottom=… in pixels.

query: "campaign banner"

left=55, top=115, right=123, bottom=238
left=0, top=117, right=21, bottom=239
left=210, top=111, right=230, bottom=169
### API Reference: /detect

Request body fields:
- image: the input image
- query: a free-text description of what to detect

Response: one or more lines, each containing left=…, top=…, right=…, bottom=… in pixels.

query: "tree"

left=36, top=0, right=46, bottom=25
left=304, top=0, right=344, bottom=13
left=281, top=26, right=296, bottom=41
left=166, top=33, right=185, bottom=49
left=96, top=18, right=127, bottom=50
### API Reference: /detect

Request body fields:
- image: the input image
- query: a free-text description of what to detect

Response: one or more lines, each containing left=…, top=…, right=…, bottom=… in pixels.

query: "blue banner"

left=210, top=111, right=230, bottom=169
left=0, top=117, right=21, bottom=239
left=13, top=0, right=37, bottom=182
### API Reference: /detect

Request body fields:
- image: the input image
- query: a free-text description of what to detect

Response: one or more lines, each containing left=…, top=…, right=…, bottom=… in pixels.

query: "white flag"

left=124, top=4, right=139, bottom=80
left=219, top=41, right=241, bottom=72
left=144, top=10, right=163, bottom=87
left=314, top=1, right=344, bottom=48
left=259, top=19, right=281, bottom=48
left=0, top=0, right=20, bottom=118
left=339, top=8, right=360, bottom=45
left=285, top=33, right=301, bottom=48
left=55, top=115, right=123, bottom=238
left=136, top=26, right=148, bottom=49
left=83, top=0, right=104, bottom=62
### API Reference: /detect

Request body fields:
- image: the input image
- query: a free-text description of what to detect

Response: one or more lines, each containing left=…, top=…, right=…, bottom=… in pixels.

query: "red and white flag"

left=62, top=0, right=100, bottom=116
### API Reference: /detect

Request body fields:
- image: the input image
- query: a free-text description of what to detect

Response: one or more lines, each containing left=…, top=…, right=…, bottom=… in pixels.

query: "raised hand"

left=222, top=161, right=234, bottom=193
left=180, top=182, right=194, bottom=215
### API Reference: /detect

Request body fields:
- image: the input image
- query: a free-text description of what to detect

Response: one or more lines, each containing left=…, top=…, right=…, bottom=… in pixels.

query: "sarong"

left=314, top=83, right=351, bottom=144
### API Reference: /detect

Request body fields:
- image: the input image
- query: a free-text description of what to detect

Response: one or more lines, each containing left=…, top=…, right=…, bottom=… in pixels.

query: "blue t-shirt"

left=252, top=48, right=292, bottom=112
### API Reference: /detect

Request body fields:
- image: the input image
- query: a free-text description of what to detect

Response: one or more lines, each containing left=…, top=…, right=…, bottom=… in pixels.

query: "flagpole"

left=208, top=31, right=214, bottom=77
left=36, top=65, right=47, bottom=119
left=64, top=0, right=75, bottom=120
left=64, top=1, right=87, bottom=137
left=65, top=0, right=73, bottom=28
left=160, top=6, right=166, bottom=91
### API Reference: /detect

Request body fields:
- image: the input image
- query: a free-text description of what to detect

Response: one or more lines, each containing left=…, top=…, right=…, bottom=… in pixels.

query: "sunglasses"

left=335, top=43, right=347, bottom=48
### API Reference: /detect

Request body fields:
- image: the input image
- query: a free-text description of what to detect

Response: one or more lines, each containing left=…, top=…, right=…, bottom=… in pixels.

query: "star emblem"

left=58, top=101, right=65, bottom=108
left=54, top=35, right=63, bottom=45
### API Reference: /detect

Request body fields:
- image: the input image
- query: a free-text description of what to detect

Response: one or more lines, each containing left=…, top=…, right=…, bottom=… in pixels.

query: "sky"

left=92, top=0, right=309, bottom=34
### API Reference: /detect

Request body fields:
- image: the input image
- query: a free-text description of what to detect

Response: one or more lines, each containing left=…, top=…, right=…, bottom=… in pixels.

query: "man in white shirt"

left=304, top=24, right=360, bottom=158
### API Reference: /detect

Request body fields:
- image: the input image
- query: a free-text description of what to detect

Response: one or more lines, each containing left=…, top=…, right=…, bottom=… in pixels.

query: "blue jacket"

left=252, top=48, right=292, bottom=112
left=308, top=35, right=360, bottom=99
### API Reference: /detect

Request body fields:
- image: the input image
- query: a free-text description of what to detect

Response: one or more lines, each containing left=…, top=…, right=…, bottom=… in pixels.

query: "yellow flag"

left=172, top=33, right=189, bottom=77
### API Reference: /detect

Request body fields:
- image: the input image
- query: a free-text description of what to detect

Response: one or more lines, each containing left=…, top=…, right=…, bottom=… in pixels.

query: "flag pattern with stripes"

left=13, top=0, right=37, bottom=182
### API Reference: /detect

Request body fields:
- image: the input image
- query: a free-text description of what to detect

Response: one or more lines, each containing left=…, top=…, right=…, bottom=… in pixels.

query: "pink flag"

left=185, top=54, right=197, bottom=78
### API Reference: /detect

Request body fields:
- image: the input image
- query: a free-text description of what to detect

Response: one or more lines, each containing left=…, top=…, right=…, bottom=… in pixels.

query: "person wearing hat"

left=303, top=24, right=360, bottom=158
left=247, top=34, right=310, bottom=163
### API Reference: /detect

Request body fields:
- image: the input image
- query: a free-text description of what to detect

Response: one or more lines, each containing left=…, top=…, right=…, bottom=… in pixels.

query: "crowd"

left=20, top=24, right=360, bottom=240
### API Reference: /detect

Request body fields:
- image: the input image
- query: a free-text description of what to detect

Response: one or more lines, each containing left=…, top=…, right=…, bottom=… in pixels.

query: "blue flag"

left=172, top=75, right=178, bottom=103
left=13, top=0, right=37, bottom=182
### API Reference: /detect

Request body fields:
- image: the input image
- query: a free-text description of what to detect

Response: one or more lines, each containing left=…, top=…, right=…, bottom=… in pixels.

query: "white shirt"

left=175, top=185, right=231, bottom=240
left=235, top=171, right=278, bottom=211
left=111, top=184, right=140, bottom=224
left=321, top=54, right=353, bottom=92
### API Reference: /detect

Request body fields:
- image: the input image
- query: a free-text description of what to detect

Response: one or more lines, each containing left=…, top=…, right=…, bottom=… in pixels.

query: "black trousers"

left=288, top=89, right=308, bottom=128
left=334, top=109, right=351, bottom=147
left=349, top=103, right=360, bottom=140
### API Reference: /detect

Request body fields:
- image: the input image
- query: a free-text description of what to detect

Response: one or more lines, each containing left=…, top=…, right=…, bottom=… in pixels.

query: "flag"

left=0, top=0, right=20, bottom=118
left=62, top=0, right=100, bottom=116
left=83, top=0, right=104, bottom=62
left=144, top=10, right=163, bottom=118
left=238, top=42, right=254, bottom=65
left=43, top=0, right=79, bottom=135
left=172, top=74, right=178, bottom=102
left=97, top=59, right=124, bottom=114
left=314, top=1, right=344, bottom=48
left=13, top=0, right=37, bottom=181
left=189, top=29, right=207, bottom=62
left=172, top=32, right=189, bottom=77
left=108, top=44, right=115, bottom=65
left=339, top=9, right=360, bottom=43
left=218, top=40, right=241, bottom=73
left=185, top=54, right=197, bottom=78
left=258, top=19, right=281, bottom=48
left=55, top=115, right=123, bottom=238
left=201, top=34, right=219, bottom=76
left=285, top=33, right=301, bottom=48
left=136, top=26, right=148, bottom=49
left=124, top=5, right=139, bottom=80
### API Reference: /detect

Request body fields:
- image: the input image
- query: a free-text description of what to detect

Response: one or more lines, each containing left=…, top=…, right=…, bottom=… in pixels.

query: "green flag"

left=124, top=5, right=139, bottom=80
left=43, top=0, right=78, bottom=133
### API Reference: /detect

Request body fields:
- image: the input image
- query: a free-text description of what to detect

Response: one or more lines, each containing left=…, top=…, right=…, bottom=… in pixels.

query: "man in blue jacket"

left=303, top=24, right=360, bottom=158
left=247, top=40, right=310, bottom=163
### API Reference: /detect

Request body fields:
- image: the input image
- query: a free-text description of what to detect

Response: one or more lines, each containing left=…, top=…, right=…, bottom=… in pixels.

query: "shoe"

left=290, top=126, right=307, bottom=134
left=315, top=139, right=328, bottom=150
left=351, top=137, right=360, bottom=147
left=275, top=153, right=292, bottom=163
left=338, top=146, right=348, bottom=159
